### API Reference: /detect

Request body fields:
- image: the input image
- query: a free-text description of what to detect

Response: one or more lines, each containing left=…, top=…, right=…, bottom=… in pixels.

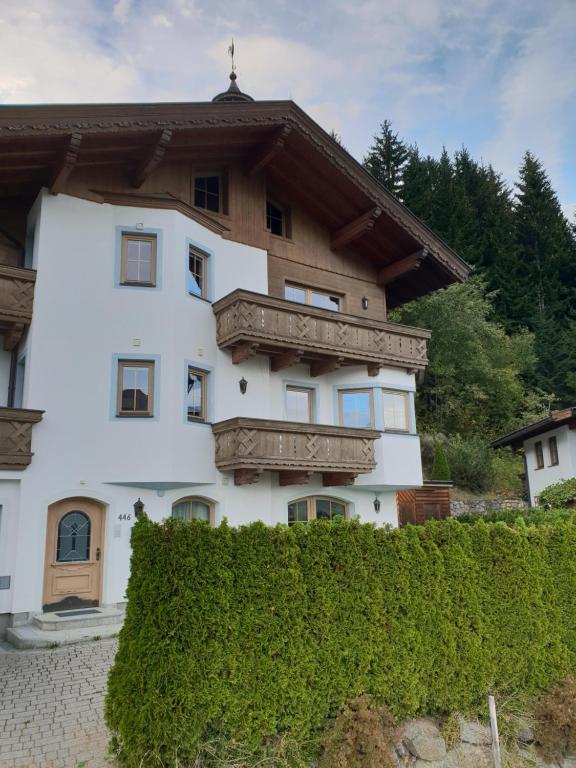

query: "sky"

left=0, top=0, right=575, bottom=219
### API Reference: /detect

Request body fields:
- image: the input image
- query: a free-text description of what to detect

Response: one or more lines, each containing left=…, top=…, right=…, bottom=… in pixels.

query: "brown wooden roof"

left=492, top=408, right=576, bottom=450
left=0, top=99, right=470, bottom=304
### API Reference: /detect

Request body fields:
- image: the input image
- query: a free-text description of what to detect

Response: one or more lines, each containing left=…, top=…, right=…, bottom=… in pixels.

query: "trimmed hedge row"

left=106, top=516, right=576, bottom=766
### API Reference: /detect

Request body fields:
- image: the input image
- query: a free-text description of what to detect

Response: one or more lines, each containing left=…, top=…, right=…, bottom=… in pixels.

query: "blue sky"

left=1, top=0, right=575, bottom=218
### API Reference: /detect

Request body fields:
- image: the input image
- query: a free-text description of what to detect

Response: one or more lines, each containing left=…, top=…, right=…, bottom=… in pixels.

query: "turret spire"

left=212, top=39, right=255, bottom=103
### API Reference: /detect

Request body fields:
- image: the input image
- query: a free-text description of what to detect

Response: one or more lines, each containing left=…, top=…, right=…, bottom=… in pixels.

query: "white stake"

left=489, top=694, right=502, bottom=768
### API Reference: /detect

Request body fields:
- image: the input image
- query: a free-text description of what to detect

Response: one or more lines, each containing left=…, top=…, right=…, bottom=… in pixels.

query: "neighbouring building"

left=492, top=408, right=576, bottom=506
left=0, top=72, right=469, bottom=630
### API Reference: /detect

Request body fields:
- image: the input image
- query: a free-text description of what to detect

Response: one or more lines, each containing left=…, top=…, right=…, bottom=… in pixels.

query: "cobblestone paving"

left=0, top=638, right=117, bottom=768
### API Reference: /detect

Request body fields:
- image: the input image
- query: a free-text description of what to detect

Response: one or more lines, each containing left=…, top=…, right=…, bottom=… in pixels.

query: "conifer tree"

left=362, top=120, right=409, bottom=197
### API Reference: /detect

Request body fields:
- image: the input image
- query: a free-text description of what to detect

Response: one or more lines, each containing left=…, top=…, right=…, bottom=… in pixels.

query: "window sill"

left=267, top=231, right=295, bottom=244
left=187, top=292, right=212, bottom=304
left=116, top=413, right=155, bottom=419
left=120, top=281, right=157, bottom=288
left=187, top=418, right=212, bottom=425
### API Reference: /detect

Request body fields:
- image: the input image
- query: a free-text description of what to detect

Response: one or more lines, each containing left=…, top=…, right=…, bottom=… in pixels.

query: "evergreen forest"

left=362, top=122, right=576, bottom=490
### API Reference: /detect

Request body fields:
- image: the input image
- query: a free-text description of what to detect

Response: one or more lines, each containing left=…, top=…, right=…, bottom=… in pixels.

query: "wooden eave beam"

left=244, top=125, right=292, bottom=177
left=322, top=472, right=357, bottom=487
left=310, top=356, right=344, bottom=378
left=49, top=132, right=82, bottom=195
left=377, top=249, right=429, bottom=286
left=270, top=349, right=304, bottom=372
left=132, top=128, right=172, bottom=188
left=279, top=470, right=313, bottom=487
left=232, top=341, right=259, bottom=364
left=331, top=207, right=382, bottom=251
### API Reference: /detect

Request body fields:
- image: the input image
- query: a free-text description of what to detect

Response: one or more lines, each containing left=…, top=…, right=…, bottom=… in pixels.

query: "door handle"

left=95, top=547, right=101, bottom=561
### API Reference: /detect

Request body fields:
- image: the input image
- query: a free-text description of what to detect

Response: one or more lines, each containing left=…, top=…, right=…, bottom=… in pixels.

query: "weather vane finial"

left=228, top=38, right=236, bottom=74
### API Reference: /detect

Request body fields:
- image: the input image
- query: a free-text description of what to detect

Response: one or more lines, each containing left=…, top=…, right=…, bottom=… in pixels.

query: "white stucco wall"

left=523, top=425, right=576, bottom=505
left=0, top=192, right=424, bottom=616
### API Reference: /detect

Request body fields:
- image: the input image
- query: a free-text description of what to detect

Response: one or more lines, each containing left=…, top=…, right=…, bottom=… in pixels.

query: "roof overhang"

left=491, top=408, right=576, bottom=450
left=0, top=99, right=471, bottom=304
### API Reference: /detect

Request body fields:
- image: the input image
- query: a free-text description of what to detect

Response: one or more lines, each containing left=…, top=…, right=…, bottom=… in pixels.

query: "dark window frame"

left=548, top=436, right=559, bottom=466
left=535, top=440, right=545, bottom=469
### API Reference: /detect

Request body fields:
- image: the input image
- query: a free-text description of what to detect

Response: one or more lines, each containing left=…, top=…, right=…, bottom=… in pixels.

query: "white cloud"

left=112, top=0, right=132, bottom=22
left=152, top=14, right=173, bottom=28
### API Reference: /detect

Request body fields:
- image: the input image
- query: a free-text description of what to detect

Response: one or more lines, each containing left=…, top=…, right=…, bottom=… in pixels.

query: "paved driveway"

left=0, top=638, right=117, bottom=768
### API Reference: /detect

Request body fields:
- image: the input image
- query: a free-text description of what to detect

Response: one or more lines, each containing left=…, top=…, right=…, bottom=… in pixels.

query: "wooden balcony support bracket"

left=270, top=348, right=304, bottom=372
left=322, top=472, right=358, bottom=487
left=234, top=468, right=263, bottom=486
left=331, top=206, right=382, bottom=251
left=0, top=407, right=44, bottom=470
left=310, top=356, right=345, bottom=378
left=3, top=322, right=26, bottom=351
left=232, top=341, right=259, bottom=364
left=278, top=470, right=314, bottom=487
left=377, top=248, right=429, bottom=286
left=244, top=124, right=292, bottom=177
left=367, top=363, right=381, bottom=377
left=132, top=128, right=173, bottom=188
left=50, top=132, right=82, bottom=195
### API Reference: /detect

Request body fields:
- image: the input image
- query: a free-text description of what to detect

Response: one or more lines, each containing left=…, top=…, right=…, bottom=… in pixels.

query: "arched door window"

left=56, top=511, right=91, bottom=562
left=287, top=496, right=349, bottom=525
left=172, top=497, right=214, bottom=524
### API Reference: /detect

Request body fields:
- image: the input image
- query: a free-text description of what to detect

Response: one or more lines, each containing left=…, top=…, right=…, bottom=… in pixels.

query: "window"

left=172, top=497, right=214, bottom=524
left=120, top=233, right=157, bottom=286
left=535, top=441, right=544, bottom=469
left=285, top=386, right=314, bottom=423
left=288, top=496, right=349, bottom=525
left=56, top=511, right=91, bottom=562
left=117, top=360, right=155, bottom=417
left=266, top=197, right=291, bottom=238
left=285, top=283, right=341, bottom=311
left=194, top=175, right=221, bottom=213
left=549, top=436, right=559, bottom=466
left=187, top=367, right=208, bottom=422
left=382, top=390, right=410, bottom=432
left=188, top=246, right=208, bottom=298
left=338, top=389, right=374, bottom=428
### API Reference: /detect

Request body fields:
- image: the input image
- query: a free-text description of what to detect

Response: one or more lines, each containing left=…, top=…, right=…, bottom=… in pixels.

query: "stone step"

left=5, top=621, right=122, bottom=650
left=32, top=605, right=125, bottom=631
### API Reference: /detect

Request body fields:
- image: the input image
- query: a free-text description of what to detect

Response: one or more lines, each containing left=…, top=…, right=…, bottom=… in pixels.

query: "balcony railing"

left=0, top=265, right=36, bottom=350
left=213, top=289, right=430, bottom=377
left=0, top=407, right=44, bottom=469
left=212, top=417, right=380, bottom=486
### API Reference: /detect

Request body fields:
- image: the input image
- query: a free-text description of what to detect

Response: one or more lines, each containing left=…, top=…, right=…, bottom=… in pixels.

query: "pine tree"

left=362, top=120, right=409, bottom=197
left=431, top=445, right=451, bottom=481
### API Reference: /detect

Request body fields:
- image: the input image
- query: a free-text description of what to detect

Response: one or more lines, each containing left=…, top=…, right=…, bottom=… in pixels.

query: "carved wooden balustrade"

left=0, top=408, right=44, bottom=469
left=0, top=265, right=36, bottom=350
left=212, top=417, right=380, bottom=486
left=213, top=290, right=430, bottom=376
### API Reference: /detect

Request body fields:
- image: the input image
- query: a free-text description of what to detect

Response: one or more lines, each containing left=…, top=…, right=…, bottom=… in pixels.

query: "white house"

left=0, top=74, right=469, bottom=634
left=492, top=408, right=576, bottom=506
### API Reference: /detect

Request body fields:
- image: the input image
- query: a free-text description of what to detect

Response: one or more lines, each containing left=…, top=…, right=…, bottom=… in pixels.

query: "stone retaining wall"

left=450, top=497, right=528, bottom=517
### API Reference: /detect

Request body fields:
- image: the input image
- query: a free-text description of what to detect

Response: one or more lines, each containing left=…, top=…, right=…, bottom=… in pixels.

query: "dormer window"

left=266, top=197, right=291, bottom=238
left=194, top=174, right=221, bottom=213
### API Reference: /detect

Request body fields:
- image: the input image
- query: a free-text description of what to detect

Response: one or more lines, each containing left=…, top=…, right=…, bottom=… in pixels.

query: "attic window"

left=194, top=174, right=221, bottom=213
left=266, top=197, right=291, bottom=238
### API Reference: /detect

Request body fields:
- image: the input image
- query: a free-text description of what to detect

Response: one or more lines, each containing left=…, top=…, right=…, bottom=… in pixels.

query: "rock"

left=518, top=724, right=535, bottom=744
left=402, top=719, right=447, bottom=761
left=414, top=744, right=492, bottom=768
left=563, top=758, right=576, bottom=768
left=459, top=719, right=492, bottom=745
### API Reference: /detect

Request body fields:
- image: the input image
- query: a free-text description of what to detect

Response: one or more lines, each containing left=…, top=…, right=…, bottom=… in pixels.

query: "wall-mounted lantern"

left=373, top=495, right=381, bottom=513
left=133, top=498, right=145, bottom=519
left=362, top=296, right=369, bottom=310
left=239, top=377, right=248, bottom=395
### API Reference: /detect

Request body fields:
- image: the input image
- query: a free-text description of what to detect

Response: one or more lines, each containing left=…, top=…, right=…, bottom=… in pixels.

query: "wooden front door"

left=43, top=498, right=105, bottom=612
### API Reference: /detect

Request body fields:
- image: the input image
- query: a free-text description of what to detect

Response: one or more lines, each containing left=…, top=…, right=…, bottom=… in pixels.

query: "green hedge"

left=106, top=516, right=576, bottom=766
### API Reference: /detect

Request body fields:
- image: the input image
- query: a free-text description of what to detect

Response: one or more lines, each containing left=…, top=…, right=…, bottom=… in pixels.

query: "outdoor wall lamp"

left=362, top=296, right=369, bottom=310
left=239, top=377, right=248, bottom=395
left=373, top=495, right=381, bottom=513
left=133, top=498, right=145, bottom=519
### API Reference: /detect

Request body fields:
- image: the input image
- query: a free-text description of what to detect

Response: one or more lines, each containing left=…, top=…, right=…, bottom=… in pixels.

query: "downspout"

left=7, top=348, right=17, bottom=407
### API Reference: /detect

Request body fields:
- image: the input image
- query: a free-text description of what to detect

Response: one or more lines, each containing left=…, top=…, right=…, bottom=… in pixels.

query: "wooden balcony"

left=213, top=289, right=430, bottom=377
left=0, top=265, right=36, bottom=350
left=0, top=407, right=44, bottom=469
left=212, top=417, right=380, bottom=486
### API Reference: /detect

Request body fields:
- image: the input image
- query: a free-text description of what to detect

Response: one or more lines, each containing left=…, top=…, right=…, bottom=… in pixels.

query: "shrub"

left=430, top=444, right=451, bottom=481
left=106, top=517, right=576, bottom=766
left=319, top=696, right=396, bottom=768
left=539, top=478, right=576, bottom=508
left=445, top=435, right=494, bottom=492
left=534, top=675, right=576, bottom=762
